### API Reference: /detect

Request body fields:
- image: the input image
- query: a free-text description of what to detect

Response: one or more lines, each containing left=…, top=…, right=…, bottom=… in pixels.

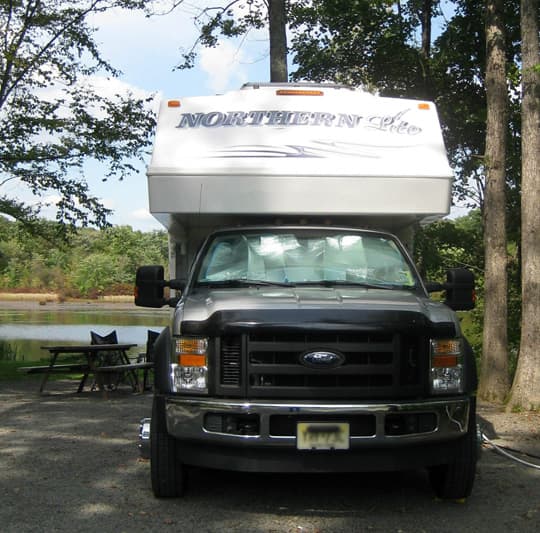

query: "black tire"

left=150, top=396, right=185, bottom=498
left=428, top=400, right=477, bottom=500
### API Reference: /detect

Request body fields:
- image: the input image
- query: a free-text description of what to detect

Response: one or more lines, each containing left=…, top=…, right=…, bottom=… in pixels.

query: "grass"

left=0, top=292, right=133, bottom=303
left=0, top=360, right=86, bottom=382
left=0, top=360, right=152, bottom=396
left=0, top=360, right=31, bottom=380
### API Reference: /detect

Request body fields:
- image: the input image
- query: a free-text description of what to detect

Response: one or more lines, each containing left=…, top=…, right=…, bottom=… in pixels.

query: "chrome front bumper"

left=164, top=397, right=471, bottom=448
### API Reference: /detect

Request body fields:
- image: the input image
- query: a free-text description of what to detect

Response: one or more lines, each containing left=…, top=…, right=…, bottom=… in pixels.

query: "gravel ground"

left=1, top=378, right=539, bottom=533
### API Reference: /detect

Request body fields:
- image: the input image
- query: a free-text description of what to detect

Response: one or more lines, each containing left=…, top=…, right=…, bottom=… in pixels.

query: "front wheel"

left=428, top=401, right=477, bottom=500
left=150, top=396, right=185, bottom=498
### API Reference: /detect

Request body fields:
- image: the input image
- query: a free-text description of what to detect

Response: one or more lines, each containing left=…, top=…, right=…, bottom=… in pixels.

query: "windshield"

left=195, top=229, right=417, bottom=289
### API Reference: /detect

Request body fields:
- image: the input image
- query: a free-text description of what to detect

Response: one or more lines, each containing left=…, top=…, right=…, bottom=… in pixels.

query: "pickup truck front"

left=136, top=226, right=478, bottom=500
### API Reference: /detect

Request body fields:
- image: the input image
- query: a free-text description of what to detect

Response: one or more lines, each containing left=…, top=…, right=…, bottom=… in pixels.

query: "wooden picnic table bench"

left=19, top=344, right=138, bottom=394
left=96, top=361, right=154, bottom=392
left=17, top=363, right=89, bottom=375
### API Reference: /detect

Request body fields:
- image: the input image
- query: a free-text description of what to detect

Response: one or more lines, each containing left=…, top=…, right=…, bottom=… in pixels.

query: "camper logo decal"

left=177, top=109, right=422, bottom=136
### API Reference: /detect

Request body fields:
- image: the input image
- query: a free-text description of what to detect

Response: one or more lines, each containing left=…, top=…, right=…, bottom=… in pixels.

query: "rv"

left=136, top=83, right=478, bottom=499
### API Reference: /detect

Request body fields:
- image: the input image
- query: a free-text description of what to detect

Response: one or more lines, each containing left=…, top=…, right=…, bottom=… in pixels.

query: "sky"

left=20, top=2, right=272, bottom=232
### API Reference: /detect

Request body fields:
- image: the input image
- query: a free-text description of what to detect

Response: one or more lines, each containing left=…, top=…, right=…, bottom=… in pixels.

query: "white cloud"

left=90, top=1, right=272, bottom=97
left=33, top=74, right=157, bottom=123
left=83, top=75, right=154, bottom=101
left=89, top=3, right=201, bottom=74
left=122, top=208, right=163, bottom=231
left=101, top=196, right=116, bottom=210
left=37, top=193, right=62, bottom=210
left=200, top=40, right=252, bottom=93
left=131, top=208, right=154, bottom=221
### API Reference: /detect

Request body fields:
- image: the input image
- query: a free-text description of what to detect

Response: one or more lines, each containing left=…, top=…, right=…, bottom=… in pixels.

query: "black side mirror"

left=425, top=268, right=475, bottom=311
left=135, top=266, right=187, bottom=308
left=444, top=268, right=475, bottom=311
left=135, top=265, right=166, bottom=308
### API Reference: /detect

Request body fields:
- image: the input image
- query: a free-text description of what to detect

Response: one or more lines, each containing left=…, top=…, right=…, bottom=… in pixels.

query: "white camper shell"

left=147, top=83, right=453, bottom=278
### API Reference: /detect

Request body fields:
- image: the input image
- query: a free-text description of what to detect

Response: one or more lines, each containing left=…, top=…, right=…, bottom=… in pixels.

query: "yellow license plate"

left=297, top=422, right=350, bottom=450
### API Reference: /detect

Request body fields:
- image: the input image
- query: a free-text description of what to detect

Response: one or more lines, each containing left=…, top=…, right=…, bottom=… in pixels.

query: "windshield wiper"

left=197, top=279, right=294, bottom=288
left=294, top=280, right=416, bottom=290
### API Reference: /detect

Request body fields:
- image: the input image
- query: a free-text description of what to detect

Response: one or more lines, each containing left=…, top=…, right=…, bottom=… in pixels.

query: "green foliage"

left=415, top=210, right=522, bottom=372
left=415, top=211, right=485, bottom=357
left=0, top=0, right=158, bottom=228
left=289, top=0, right=424, bottom=96
left=415, top=210, right=484, bottom=278
left=0, top=217, right=168, bottom=298
left=0, top=360, right=32, bottom=381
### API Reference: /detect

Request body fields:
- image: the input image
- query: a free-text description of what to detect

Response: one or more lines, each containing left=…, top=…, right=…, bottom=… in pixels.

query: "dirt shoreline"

left=0, top=296, right=143, bottom=312
left=0, top=295, right=158, bottom=315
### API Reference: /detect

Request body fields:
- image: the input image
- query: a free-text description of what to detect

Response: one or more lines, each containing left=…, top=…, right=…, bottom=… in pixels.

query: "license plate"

left=297, top=422, right=350, bottom=450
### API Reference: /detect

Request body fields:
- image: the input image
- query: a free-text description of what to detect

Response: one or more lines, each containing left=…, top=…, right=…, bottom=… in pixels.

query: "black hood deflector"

left=181, top=308, right=455, bottom=338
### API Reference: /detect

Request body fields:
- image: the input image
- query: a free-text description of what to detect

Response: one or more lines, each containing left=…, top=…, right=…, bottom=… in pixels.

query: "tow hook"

left=139, top=418, right=151, bottom=459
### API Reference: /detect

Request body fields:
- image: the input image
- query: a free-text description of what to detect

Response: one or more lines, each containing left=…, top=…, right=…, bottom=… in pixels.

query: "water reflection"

left=0, top=306, right=170, bottom=362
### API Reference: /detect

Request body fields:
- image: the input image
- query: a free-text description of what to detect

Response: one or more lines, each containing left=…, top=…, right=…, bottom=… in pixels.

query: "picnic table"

left=20, top=343, right=139, bottom=394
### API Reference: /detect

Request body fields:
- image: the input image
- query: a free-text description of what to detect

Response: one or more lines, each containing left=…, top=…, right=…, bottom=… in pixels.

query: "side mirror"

left=425, top=268, right=475, bottom=311
left=135, top=266, right=165, bottom=308
left=444, top=268, right=475, bottom=311
left=135, top=266, right=187, bottom=308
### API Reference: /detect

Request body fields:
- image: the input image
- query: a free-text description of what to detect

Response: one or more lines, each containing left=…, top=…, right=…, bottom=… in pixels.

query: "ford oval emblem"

left=300, top=350, right=345, bottom=369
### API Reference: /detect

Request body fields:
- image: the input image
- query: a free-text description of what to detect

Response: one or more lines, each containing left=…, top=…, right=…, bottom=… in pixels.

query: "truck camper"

left=136, top=83, right=478, bottom=500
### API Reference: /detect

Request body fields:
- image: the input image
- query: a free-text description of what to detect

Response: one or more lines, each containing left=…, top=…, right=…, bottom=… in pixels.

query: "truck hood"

left=176, top=286, right=460, bottom=337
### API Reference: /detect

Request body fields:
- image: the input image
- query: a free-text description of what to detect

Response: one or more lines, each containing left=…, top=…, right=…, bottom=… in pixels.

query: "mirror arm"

left=164, top=279, right=185, bottom=307
left=425, top=282, right=444, bottom=293
left=168, top=279, right=186, bottom=291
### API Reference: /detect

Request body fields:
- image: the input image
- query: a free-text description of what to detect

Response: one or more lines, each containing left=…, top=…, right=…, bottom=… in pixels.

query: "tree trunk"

left=421, top=0, right=432, bottom=58
left=507, top=0, right=540, bottom=411
left=268, top=0, right=288, bottom=82
left=478, top=0, right=510, bottom=403
left=420, top=0, right=433, bottom=98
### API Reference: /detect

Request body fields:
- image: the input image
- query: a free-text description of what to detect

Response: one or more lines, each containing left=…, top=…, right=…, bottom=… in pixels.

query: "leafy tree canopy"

left=0, top=0, right=163, bottom=228
left=289, top=0, right=427, bottom=96
left=0, top=215, right=168, bottom=297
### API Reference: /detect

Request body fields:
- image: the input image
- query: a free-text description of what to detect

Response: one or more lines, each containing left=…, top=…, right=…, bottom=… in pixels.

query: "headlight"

left=430, top=339, right=463, bottom=394
left=171, top=336, right=209, bottom=393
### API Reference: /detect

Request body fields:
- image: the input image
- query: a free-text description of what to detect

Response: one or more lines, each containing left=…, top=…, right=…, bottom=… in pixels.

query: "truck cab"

left=136, top=83, right=478, bottom=499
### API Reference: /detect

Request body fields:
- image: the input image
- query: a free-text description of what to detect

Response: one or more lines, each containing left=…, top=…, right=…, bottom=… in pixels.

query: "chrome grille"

left=217, top=331, right=425, bottom=399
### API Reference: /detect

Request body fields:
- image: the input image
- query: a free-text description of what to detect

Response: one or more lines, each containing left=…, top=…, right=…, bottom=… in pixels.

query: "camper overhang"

left=147, top=84, right=453, bottom=233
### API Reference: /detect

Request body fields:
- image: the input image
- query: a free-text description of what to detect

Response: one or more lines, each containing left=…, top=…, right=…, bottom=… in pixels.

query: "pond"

left=0, top=303, right=171, bottom=362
